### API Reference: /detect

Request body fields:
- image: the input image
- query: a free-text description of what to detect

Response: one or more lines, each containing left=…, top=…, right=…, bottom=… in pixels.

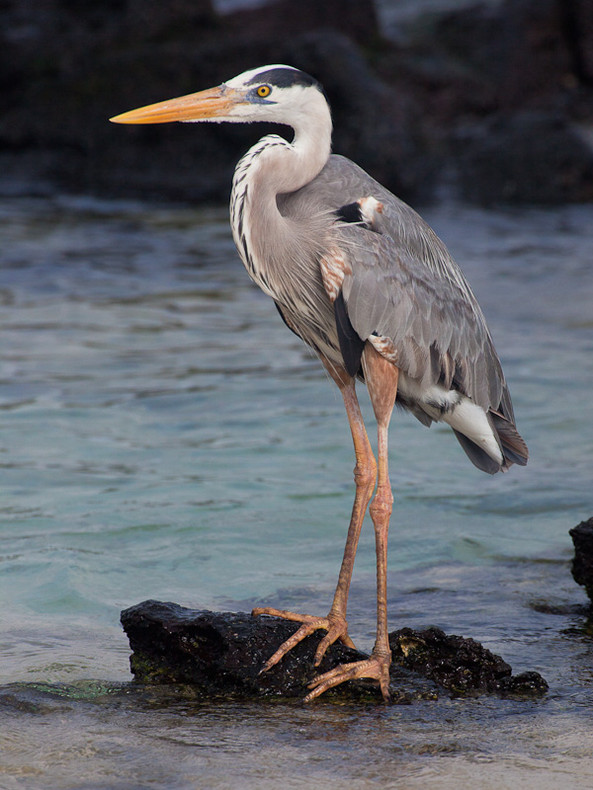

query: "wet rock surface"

left=121, top=600, right=548, bottom=702
left=2, top=0, right=593, bottom=204
left=570, top=517, right=593, bottom=604
left=390, top=626, right=548, bottom=697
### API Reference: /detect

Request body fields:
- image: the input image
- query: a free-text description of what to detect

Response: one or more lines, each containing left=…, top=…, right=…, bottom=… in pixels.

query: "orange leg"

left=253, top=357, right=377, bottom=670
left=305, top=345, right=398, bottom=702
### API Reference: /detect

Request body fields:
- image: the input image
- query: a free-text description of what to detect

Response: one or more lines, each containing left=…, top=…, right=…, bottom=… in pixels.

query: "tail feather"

left=452, top=410, right=528, bottom=474
left=451, top=429, right=502, bottom=474
left=399, top=375, right=528, bottom=475
left=490, top=410, right=529, bottom=469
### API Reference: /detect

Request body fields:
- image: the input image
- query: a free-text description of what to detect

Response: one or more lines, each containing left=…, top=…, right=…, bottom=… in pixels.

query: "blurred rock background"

left=2, top=0, right=592, bottom=204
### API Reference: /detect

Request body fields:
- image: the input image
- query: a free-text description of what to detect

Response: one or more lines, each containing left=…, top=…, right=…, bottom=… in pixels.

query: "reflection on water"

left=1, top=194, right=593, bottom=787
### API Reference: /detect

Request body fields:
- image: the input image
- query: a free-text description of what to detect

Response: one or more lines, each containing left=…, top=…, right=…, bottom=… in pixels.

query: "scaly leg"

left=253, top=358, right=377, bottom=670
left=306, top=345, right=398, bottom=702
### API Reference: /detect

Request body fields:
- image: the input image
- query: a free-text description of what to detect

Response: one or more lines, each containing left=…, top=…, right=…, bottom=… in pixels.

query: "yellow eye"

left=257, top=85, right=271, bottom=98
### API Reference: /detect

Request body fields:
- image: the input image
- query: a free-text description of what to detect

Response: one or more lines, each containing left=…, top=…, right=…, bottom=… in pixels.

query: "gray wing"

left=282, top=154, right=509, bottom=416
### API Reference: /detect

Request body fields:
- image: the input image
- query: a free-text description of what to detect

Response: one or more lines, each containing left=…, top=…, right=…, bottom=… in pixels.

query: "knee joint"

left=369, top=484, right=393, bottom=521
left=354, top=459, right=377, bottom=490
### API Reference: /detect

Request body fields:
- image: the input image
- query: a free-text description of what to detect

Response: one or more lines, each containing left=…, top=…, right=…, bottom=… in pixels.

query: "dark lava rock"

left=390, top=626, right=548, bottom=697
left=121, top=600, right=548, bottom=702
left=399, top=0, right=577, bottom=112
left=454, top=111, right=593, bottom=204
left=570, top=517, right=593, bottom=603
left=560, top=0, right=593, bottom=86
left=396, top=0, right=593, bottom=204
left=121, top=600, right=386, bottom=700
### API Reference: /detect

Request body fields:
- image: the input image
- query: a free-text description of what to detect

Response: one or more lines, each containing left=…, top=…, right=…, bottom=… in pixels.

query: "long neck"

left=230, top=106, right=332, bottom=298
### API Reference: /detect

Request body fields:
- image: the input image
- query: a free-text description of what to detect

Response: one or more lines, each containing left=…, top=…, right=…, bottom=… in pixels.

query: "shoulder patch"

left=335, top=202, right=363, bottom=224
left=335, top=196, right=384, bottom=231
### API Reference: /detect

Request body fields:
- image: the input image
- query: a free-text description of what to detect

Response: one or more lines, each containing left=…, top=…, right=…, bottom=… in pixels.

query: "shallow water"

left=1, top=193, right=593, bottom=788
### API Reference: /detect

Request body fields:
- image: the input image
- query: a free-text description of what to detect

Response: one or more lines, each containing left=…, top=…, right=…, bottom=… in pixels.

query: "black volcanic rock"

left=454, top=111, right=593, bottom=204
left=570, top=517, right=593, bottom=603
left=390, top=626, right=548, bottom=697
left=121, top=600, right=548, bottom=702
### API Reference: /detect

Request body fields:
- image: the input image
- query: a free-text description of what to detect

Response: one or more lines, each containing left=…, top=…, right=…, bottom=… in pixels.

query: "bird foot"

left=304, top=652, right=392, bottom=703
left=251, top=606, right=355, bottom=671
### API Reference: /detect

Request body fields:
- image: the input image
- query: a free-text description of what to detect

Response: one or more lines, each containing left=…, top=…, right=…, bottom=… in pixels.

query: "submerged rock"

left=121, top=600, right=548, bottom=702
left=570, top=517, right=593, bottom=604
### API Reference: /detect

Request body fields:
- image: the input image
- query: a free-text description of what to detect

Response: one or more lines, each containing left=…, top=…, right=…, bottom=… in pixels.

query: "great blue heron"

left=111, top=64, right=528, bottom=702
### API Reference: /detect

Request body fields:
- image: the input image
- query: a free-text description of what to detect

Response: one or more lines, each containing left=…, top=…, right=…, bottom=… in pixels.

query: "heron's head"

left=110, top=65, right=329, bottom=130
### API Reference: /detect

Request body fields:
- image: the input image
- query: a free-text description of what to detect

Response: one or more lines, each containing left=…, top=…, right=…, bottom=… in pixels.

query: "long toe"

left=304, top=654, right=391, bottom=703
left=252, top=607, right=354, bottom=671
left=314, top=627, right=356, bottom=665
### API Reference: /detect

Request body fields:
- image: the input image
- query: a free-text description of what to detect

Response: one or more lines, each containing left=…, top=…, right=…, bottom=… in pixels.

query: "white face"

left=219, top=65, right=326, bottom=127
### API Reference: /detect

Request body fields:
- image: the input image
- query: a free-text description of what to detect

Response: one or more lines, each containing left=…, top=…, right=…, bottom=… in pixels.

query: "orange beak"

left=110, top=85, right=243, bottom=125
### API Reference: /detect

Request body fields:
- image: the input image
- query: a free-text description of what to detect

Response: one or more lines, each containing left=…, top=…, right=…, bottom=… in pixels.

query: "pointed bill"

left=110, top=85, right=243, bottom=125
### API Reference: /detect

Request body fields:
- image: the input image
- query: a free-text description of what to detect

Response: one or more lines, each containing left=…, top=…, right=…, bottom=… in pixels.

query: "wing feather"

left=280, top=154, right=508, bottom=412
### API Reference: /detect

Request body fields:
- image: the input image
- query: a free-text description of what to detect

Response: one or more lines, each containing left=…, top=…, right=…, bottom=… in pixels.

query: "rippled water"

left=1, top=193, right=593, bottom=788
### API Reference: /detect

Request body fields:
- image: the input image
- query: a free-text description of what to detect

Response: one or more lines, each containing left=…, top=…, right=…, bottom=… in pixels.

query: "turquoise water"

left=1, top=194, right=593, bottom=787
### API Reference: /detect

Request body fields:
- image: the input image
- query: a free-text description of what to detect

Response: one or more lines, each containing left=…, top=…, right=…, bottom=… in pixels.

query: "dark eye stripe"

left=246, top=67, right=321, bottom=91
